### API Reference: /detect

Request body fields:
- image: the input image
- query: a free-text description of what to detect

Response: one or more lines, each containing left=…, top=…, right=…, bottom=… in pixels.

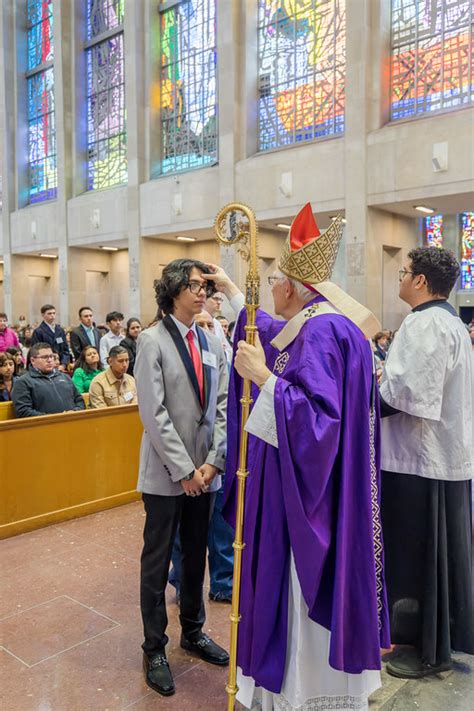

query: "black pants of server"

left=140, top=492, right=212, bottom=657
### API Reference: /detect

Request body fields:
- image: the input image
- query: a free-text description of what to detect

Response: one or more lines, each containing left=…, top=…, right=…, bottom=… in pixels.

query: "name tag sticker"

left=55, top=337, right=64, bottom=344
left=123, top=391, right=134, bottom=402
left=202, top=351, right=217, bottom=368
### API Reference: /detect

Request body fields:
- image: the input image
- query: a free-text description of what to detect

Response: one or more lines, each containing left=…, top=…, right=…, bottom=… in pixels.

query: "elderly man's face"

left=205, top=292, right=224, bottom=317
left=269, top=272, right=290, bottom=317
left=195, top=311, right=215, bottom=332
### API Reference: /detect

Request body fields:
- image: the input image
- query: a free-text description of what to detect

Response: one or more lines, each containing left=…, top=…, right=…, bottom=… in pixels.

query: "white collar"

left=170, top=314, right=198, bottom=341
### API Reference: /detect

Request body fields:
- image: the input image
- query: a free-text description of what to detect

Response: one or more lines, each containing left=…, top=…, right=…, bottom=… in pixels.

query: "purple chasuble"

left=223, top=297, right=390, bottom=693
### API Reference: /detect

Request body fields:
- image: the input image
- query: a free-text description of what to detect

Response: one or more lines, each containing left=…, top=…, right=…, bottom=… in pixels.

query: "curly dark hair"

left=154, top=259, right=214, bottom=315
left=408, top=246, right=460, bottom=297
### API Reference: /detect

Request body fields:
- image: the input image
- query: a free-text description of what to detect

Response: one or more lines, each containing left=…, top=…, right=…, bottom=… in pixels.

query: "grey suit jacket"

left=135, top=318, right=228, bottom=496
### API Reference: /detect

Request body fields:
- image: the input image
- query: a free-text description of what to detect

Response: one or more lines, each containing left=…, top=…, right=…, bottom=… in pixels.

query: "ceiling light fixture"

left=176, top=235, right=197, bottom=242
left=276, top=223, right=291, bottom=230
left=99, top=245, right=119, bottom=251
left=414, top=205, right=435, bottom=214
left=330, top=215, right=347, bottom=224
left=39, top=253, right=58, bottom=259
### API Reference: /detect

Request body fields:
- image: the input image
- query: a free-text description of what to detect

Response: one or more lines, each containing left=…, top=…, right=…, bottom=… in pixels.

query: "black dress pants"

left=140, top=491, right=212, bottom=657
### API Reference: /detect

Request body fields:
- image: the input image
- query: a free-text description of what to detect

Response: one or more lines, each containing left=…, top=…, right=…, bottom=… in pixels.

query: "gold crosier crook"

left=214, top=203, right=260, bottom=711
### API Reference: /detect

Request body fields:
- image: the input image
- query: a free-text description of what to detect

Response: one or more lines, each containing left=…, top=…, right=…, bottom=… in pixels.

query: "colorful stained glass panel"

left=391, top=0, right=473, bottom=120
left=27, top=0, right=57, bottom=203
left=86, top=1, right=127, bottom=190
left=425, top=214, right=443, bottom=247
left=158, top=0, right=218, bottom=175
left=27, top=0, right=54, bottom=70
left=460, top=212, right=474, bottom=289
left=258, top=0, right=346, bottom=151
left=87, top=0, right=125, bottom=39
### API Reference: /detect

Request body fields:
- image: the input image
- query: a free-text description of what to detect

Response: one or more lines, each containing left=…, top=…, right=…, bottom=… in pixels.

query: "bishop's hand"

left=234, top=333, right=272, bottom=388
left=202, top=264, right=240, bottom=300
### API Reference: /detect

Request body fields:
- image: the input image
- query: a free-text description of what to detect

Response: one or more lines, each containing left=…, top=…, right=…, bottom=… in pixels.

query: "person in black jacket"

left=70, top=306, right=102, bottom=360
left=12, top=342, right=85, bottom=418
left=30, top=304, right=71, bottom=369
left=121, top=318, right=142, bottom=375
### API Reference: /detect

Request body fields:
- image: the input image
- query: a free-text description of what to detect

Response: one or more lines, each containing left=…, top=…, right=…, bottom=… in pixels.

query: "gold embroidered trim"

left=273, top=351, right=290, bottom=375
left=278, top=215, right=343, bottom=285
left=369, top=406, right=383, bottom=629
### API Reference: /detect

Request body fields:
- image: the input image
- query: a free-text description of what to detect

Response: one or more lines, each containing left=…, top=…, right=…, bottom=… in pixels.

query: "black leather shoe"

left=180, top=633, right=229, bottom=666
left=143, top=652, right=175, bottom=696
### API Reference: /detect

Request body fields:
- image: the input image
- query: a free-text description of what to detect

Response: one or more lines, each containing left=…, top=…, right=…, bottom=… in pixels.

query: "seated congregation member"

left=99, top=311, right=124, bottom=368
left=0, top=352, right=17, bottom=401
left=379, top=247, right=473, bottom=678
left=205, top=204, right=389, bottom=711
left=72, top=346, right=103, bottom=394
left=6, top=347, right=26, bottom=376
left=89, top=345, right=137, bottom=408
left=31, top=304, right=71, bottom=370
left=134, top=259, right=229, bottom=697
left=70, top=306, right=102, bottom=360
left=0, top=312, right=21, bottom=352
left=12, top=343, right=85, bottom=418
left=121, top=318, right=142, bottom=375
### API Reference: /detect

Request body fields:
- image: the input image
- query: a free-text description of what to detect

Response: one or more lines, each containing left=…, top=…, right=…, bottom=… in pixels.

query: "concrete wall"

left=9, top=255, right=59, bottom=325
left=0, top=0, right=472, bottom=326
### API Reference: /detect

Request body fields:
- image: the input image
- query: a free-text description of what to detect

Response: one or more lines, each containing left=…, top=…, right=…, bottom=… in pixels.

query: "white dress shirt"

left=380, top=304, right=473, bottom=481
left=170, top=315, right=200, bottom=355
left=99, top=331, right=124, bottom=368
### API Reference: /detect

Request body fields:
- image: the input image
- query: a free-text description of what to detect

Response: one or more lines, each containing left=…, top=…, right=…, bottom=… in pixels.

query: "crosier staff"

left=214, top=203, right=259, bottom=711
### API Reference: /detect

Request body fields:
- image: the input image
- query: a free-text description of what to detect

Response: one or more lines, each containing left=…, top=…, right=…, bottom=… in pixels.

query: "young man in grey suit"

left=135, top=259, right=229, bottom=697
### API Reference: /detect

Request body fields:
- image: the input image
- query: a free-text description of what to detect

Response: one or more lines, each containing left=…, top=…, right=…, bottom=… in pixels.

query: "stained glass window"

left=86, top=0, right=127, bottom=190
left=27, top=0, right=57, bottom=203
left=158, top=0, right=218, bottom=175
left=460, top=212, right=474, bottom=289
left=257, top=0, right=346, bottom=152
left=425, top=214, right=443, bottom=246
left=391, top=0, right=474, bottom=120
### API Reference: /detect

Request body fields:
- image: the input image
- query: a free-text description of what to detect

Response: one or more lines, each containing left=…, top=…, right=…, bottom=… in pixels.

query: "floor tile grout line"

left=63, top=594, right=121, bottom=626
left=122, top=690, right=155, bottom=709
left=0, top=644, right=32, bottom=668
left=0, top=595, right=66, bottom=622
left=27, top=623, right=121, bottom=668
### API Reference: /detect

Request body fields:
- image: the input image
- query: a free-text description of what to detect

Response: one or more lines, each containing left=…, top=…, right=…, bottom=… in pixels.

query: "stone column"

left=0, top=1, right=15, bottom=319
left=54, top=0, right=73, bottom=325
left=217, top=0, right=256, bottom=290
left=344, top=0, right=392, bottom=308
left=124, top=0, right=146, bottom=318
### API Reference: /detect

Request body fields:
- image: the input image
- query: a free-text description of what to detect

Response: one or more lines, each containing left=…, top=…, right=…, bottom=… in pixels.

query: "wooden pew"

left=0, top=401, right=15, bottom=421
left=0, top=393, right=89, bottom=421
left=0, top=405, right=143, bottom=539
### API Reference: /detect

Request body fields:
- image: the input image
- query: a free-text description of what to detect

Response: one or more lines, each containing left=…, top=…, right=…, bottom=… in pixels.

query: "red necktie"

left=186, top=330, right=204, bottom=406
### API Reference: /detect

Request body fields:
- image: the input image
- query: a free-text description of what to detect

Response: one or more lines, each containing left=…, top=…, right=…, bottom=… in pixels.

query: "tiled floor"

left=0, top=503, right=472, bottom=710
